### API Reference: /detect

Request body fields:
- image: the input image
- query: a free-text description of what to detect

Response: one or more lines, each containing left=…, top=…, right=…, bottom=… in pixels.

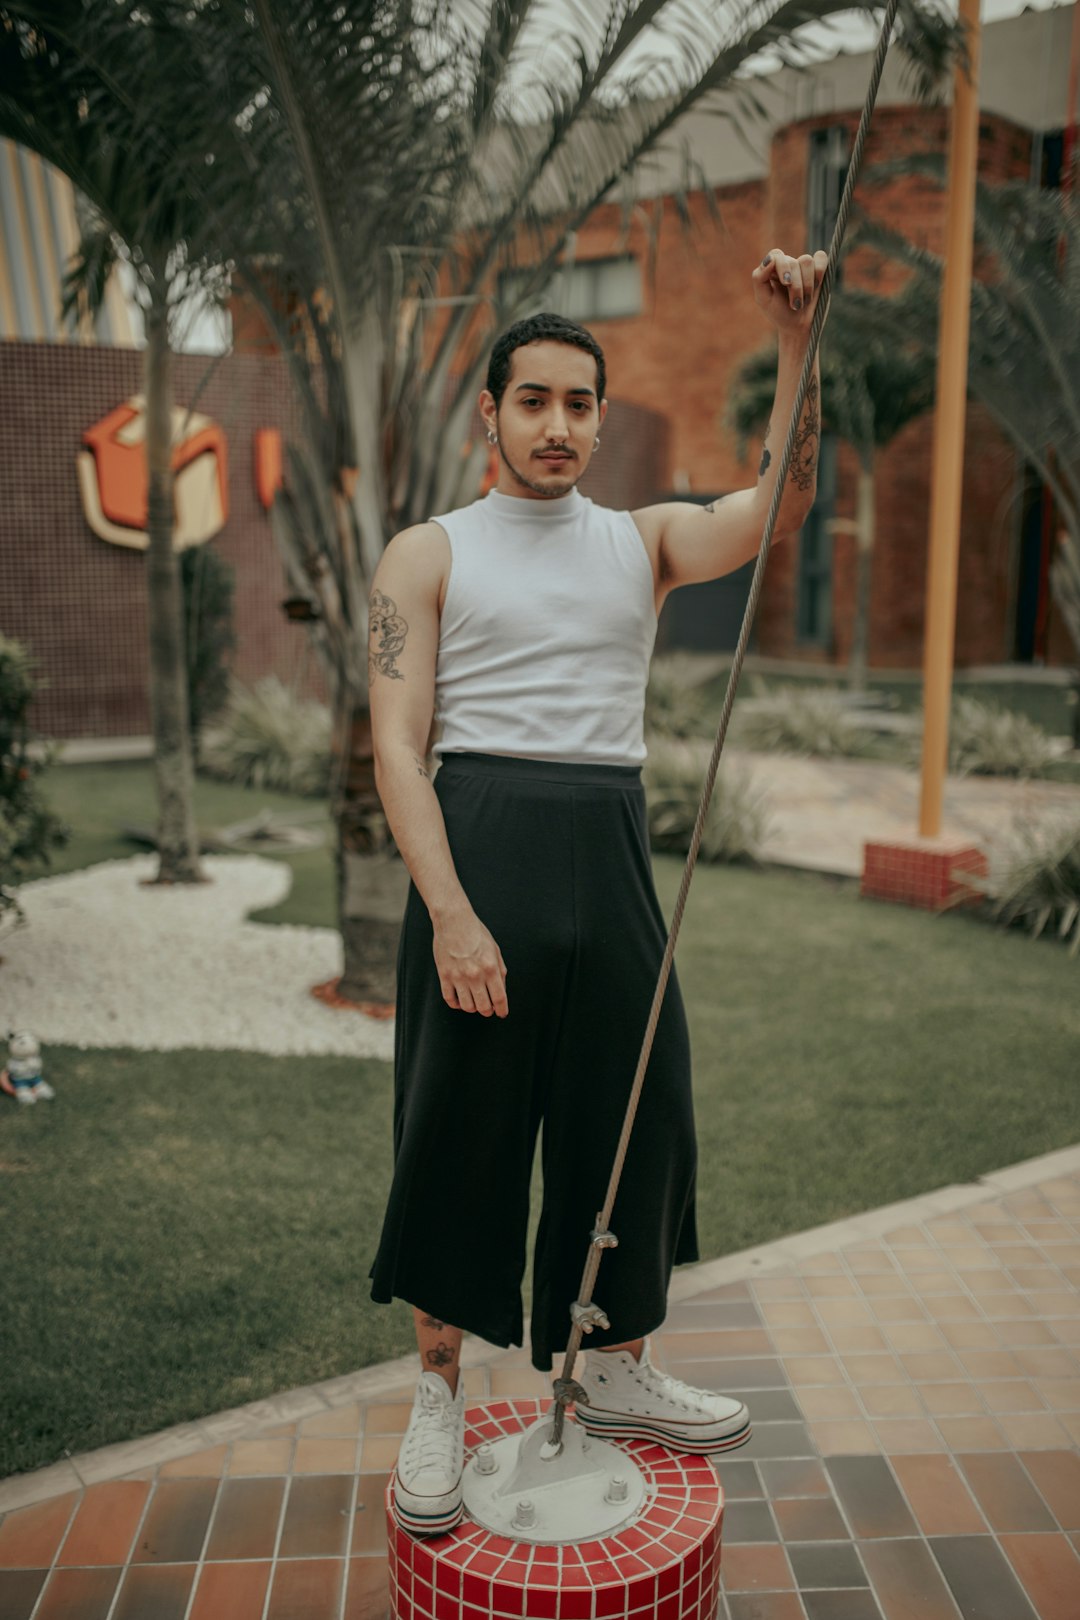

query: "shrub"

left=643, top=735, right=771, bottom=863
left=199, top=677, right=331, bottom=796
left=969, top=818, right=1080, bottom=956
left=0, top=636, right=69, bottom=924
left=181, top=543, right=236, bottom=755
left=731, top=679, right=876, bottom=758
left=947, top=695, right=1070, bottom=778
left=644, top=655, right=716, bottom=739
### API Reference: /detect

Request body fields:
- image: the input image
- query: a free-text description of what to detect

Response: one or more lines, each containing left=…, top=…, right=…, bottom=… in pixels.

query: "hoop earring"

left=594, top=437, right=601, bottom=452
left=486, top=428, right=498, bottom=446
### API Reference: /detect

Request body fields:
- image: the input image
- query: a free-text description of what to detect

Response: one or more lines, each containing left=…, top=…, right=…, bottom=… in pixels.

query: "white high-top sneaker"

left=576, top=1339, right=751, bottom=1454
left=392, top=1372, right=466, bottom=1535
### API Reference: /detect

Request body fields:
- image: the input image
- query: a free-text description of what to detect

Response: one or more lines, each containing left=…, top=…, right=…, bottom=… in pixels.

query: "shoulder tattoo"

left=368, top=590, right=408, bottom=682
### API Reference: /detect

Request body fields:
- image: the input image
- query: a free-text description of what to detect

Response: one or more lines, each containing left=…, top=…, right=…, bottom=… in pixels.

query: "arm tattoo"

left=368, top=590, right=408, bottom=682
left=421, top=1315, right=444, bottom=1329
left=703, top=501, right=716, bottom=515
left=425, top=1341, right=456, bottom=1368
left=790, top=375, right=820, bottom=494
left=758, top=419, right=772, bottom=479
left=413, top=753, right=430, bottom=779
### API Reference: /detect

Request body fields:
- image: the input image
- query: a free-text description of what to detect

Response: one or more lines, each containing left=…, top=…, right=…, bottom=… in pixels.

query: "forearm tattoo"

left=790, top=375, right=820, bottom=494
left=368, top=590, right=408, bottom=681
left=758, top=420, right=772, bottom=479
left=413, top=753, right=430, bottom=780
left=421, top=1315, right=444, bottom=1329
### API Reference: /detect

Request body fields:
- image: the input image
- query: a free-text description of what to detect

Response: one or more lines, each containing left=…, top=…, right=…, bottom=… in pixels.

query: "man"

left=369, top=246, right=827, bottom=1534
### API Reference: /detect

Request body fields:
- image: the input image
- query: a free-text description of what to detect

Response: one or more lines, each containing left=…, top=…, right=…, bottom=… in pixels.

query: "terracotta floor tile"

left=769, top=1328, right=833, bottom=1356
left=840, top=1354, right=905, bottom=1384
left=665, top=1357, right=789, bottom=1389
left=58, top=1482, right=151, bottom=1567
left=935, top=1416, right=1007, bottom=1452
left=260, top=1422, right=300, bottom=1438
left=826, top=1326, right=889, bottom=1354
left=111, top=1563, right=196, bottom=1620
left=266, top=1557, right=345, bottom=1620
left=801, top=1587, right=882, bottom=1619
left=1015, top=1347, right=1080, bottom=1380
left=1035, top=1378, right=1080, bottom=1410
left=860, top=1536, right=968, bottom=1620
left=299, top=1405, right=363, bottom=1438
left=783, top=1358, right=846, bottom=1387
left=1000, top=1533, right=1080, bottom=1620
left=0, top=1569, right=49, bottom=1620
left=884, top=1227, right=932, bottom=1248
left=859, top=1386, right=923, bottom=1418
left=363, top=1403, right=413, bottom=1437
left=488, top=1367, right=551, bottom=1396
left=800, top=1255, right=847, bottom=1276
left=854, top=1273, right=910, bottom=1298
left=773, top=1497, right=848, bottom=1542
left=787, top=1541, right=868, bottom=1589
left=896, top=1256, right=953, bottom=1278
left=925, top=1296, right=982, bottom=1324
left=204, top=1477, right=285, bottom=1561
left=758, top=1460, right=831, bottom=1499
left=130, top=1479, right=217, bottom=1565
left=696, top=1282, right=757, bottom=1302
left=795, top=1387, right=862, bottom=1420
left=939, top=1321, right=1001, bottom=1351
left=727, top=1595, right=808, bottom=1620
left=721, top=1543, right=795, bottom=1591
left=664, top=1300, right=765, bottom=1332
left=343, top=1556, right=390, bottom=1620
left=1010, top=1267, right=1064, bottom=1291
left=33, top=1565, right=121, bottom=1620
left=1060, top=1413, right=1080, bottom=1446
left=158, top=1446, right=229, bottom=1478
left=907, top=1270, right=963, bottom=1294
left=1019, top=1450, right=1080, bottom=1530
left=0, top=1490, right=78, bottom=1568
left=668, top=1328, right=774, bottom=1358
left=996, top=1322, right=1058, bottom=1348
left=870, top=1298, right=928, bottom=1324
left=930, top=1534, right=1041, bottom=1620
left=956, top=1350, right=1023, bottom=1380
left=897, top=1351, right=962, bottom=1382
left=994, top=1412, right=1072, bottom=1450
left=188, top=1561, right=272, bottom=1620
left=806, top=1276, right=854, bottom=1302
left=351, top=1474, right=389, bottom=1556
left=741, top=1423, right=816, bottom=1461
left=885, top=1325, right=949, bottom=1353
left=919, top=1382, right=980, bottom=1416
left=811, top=1301, right=870, bottom=1328
left=743, top=1391, right=804, bottom=1423
left=873, top=1420, right=946, bottom=1455
left=1025, top=1292, right=1078, bottom=1319
left=228, top=1438, right=294, bottom=1475
left=979, top=1380, right=1046, bottom=1413
left=1052, top=1319, right=1080, bottom=1347
left=718, top=1461, right=766, bottom=1500
left=825, top=1456, right=917, bottom=1539
left=759, top=1302, right=818, bottom=1329
left=724, top=1500, right=779, bottom=1542
left=957, top=1453, right=1057, bottom=1532
left=279, top=1476, right=353, bottom=1559
left=293, top=1438, right=358, bottom=1474
left=807, top=1422, right=880, bottom=1456
left=752, top=1278, right=807, bottom=1302
left=845, top=1250, right=899, bottom=1276
left=359, top=1435, right=402, bottom=1473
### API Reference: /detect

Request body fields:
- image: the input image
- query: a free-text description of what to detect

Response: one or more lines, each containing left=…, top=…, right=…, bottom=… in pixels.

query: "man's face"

left=481, top=340, right=607, bottom=500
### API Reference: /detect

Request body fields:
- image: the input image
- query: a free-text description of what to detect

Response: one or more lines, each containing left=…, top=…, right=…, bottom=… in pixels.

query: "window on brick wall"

left=498, top=255, right=642, bottom=323
left=807, top=126, right=849, bottom=266
left=797, top=434, right=837, bottom=646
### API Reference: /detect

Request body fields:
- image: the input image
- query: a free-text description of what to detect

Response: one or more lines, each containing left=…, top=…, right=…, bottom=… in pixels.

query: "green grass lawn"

left=4, top=768, right=1079, bottom=1476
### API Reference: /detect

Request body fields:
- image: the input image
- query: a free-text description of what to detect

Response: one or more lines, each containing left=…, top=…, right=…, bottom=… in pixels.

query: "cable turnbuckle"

left=590, top=1226, right=618, bottom=1250
left=571, top=1300, right=610, bottom=1334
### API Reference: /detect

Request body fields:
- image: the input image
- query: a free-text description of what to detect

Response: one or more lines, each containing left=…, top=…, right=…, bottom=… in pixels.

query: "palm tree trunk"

left=144, top=272, right=204, bottom=884
left=847, top=461, right=876, bottom=692
left=333, top=702, right=407, bottom=1005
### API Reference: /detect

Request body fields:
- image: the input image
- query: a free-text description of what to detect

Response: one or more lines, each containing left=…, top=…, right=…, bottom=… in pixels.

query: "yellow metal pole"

left=918, top=0, right=982, bottom=838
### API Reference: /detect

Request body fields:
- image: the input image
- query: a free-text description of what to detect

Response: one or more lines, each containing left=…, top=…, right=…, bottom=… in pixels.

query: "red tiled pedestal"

left=861, top=839, right=987, bottom=911
left=386, top=1399, right=723, bottom=1620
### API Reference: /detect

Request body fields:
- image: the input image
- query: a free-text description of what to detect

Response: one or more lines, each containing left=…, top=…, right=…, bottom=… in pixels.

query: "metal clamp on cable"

left=571, top=1301, right=610, bottom=1333
left=552, top=1376, right=590, bottom=1408
left=590, top=1226, right=618, bottom=1250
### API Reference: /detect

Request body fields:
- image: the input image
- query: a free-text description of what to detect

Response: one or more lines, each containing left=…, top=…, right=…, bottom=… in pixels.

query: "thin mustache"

left=535, top=448, right=574, bottom=458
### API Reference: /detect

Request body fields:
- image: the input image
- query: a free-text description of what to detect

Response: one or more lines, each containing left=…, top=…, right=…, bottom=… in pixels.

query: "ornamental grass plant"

left=973, top=816, right=1080, bottom=956
left=200, top=676, right=332, bottom=796
left=730, top=678, right=877, bottom=758
left=643, top=735, right=770, bottom=863
left=946, top=695, right=1071, bottom=779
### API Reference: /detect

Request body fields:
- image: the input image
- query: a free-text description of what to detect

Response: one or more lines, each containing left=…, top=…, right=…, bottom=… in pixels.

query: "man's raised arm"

left=369, top=525, right=509, bottom=1018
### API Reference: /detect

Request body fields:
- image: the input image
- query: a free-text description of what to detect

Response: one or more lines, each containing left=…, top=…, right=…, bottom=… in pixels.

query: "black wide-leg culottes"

left=369, top=751, right=699, bottom=1371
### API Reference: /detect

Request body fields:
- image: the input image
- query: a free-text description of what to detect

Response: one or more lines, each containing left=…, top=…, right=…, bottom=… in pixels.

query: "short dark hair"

left=486, top=312, right=606, bottom=409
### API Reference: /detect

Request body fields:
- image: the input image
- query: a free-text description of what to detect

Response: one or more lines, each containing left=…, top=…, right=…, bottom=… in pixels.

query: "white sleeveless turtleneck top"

left=431, top=487, right=658, bottom=765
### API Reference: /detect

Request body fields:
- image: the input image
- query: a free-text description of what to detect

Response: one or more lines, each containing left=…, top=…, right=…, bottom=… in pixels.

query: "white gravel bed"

left=0, top=855, right=395, bottom=1060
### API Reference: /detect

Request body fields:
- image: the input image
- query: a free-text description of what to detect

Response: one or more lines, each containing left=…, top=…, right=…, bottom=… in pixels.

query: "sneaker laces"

left=634, top=1361, right=708, bottom=1414
left=402, top=1389, right=462, bottom=1471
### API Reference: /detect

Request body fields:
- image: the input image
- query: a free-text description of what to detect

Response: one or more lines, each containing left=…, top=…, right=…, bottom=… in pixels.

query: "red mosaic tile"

left=0, top=1491, right=78, bottom=1569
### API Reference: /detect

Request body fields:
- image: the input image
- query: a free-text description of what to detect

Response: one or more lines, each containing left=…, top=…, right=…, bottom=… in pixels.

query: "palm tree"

left=851, top=173, right=1080, bottom=685
left=727, top=293, right=936, bottom=686
left=2, top=0, right=961, bottom=995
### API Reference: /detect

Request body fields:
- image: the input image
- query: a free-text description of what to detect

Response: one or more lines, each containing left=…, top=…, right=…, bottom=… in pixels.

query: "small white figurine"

left=1, top=1031, right=55, bottom=1105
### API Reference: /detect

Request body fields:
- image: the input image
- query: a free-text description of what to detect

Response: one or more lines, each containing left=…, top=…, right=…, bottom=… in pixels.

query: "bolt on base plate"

left=461, top=1412, right=650, bottom=1545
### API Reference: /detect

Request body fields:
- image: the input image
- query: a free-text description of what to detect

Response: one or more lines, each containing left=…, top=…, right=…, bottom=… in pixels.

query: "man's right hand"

left=432, top=907, right=509, bottom=1018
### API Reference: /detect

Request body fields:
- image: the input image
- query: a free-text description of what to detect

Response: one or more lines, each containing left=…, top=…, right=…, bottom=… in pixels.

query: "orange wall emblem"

left=78, top=395, right=228, bottom=550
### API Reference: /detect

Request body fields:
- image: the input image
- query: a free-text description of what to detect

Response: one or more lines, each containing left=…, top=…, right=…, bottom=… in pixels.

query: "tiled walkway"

left=2, top=1149, right=1078, bottom=1620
